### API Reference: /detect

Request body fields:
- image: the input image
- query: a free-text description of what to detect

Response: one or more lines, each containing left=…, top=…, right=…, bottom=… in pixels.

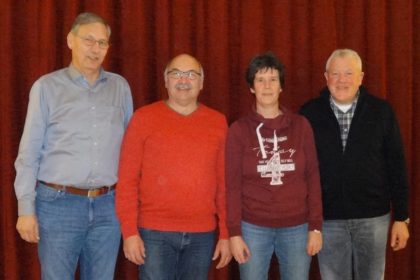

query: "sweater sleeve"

left=302, top=118, right=323, bottom=231
left=215, top=118, right=229, bottom=239
left=116, top=111, right=144, bottom=240
left=383, top=104, right=409, bottom=221
left=225, top=122, right=244, bottom=236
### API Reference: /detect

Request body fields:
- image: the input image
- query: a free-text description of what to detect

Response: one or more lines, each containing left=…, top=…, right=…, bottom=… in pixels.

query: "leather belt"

left=39, top=181, right=115, bottom=198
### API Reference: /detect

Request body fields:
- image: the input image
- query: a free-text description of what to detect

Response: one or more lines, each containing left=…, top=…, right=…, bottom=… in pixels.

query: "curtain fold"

left=1, top=1, right=418, bottom=279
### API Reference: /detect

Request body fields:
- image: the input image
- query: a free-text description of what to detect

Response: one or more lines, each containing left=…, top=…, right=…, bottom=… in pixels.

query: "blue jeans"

left=139, top=228, right=215, bottom=280
left=36, top=183, right=121, bottom=280
left=318, top=213, right=390, bottom=280
left=239, top=221, right=311, bottom=280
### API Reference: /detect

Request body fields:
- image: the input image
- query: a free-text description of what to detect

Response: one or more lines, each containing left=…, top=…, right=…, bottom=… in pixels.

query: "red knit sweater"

left=116, top=101, right=228, bottom=240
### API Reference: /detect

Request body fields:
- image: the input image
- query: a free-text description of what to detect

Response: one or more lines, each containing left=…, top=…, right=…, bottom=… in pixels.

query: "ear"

left=67, top=32, right=74, bottom=50
left=164, top=76, right=169, bottom=89
left=324, top=72, right=328, bottom=82
left=250, top=87, right=256, bottom=94
left=360, top=71, right=365, bottom=83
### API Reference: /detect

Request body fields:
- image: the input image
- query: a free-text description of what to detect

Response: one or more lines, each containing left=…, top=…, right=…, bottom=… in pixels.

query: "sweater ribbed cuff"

left=227, top=225, right=242, bottom=237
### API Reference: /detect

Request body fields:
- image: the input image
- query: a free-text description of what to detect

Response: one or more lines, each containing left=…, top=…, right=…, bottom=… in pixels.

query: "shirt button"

left=91, top=106, right=95, bottom=110
left=93, top=142, right=98, bottom=146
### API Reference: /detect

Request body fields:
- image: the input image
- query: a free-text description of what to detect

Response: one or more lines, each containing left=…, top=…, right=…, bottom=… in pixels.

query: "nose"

left=264, top=80, right=271, bottom=88
left=179, top=74, right=190, bottom=81
left=337, top=73, right=348, bottom=82
left=90, top=42, right=101, bottom=52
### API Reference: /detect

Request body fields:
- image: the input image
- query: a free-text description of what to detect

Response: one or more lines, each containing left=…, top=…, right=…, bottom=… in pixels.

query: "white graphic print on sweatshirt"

left=255, top=123, right=296, bottom=185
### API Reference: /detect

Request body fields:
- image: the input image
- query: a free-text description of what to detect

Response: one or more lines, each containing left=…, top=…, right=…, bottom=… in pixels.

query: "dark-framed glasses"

left=76, top=35, right=110, bottom=49
left=167, top=70, right=202, bottom=80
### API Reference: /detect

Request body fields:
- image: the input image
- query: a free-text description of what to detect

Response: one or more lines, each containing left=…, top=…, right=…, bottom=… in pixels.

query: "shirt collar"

left=329, top=90, right=359, bottom=113
left=67, top=64, right=108, bottom=86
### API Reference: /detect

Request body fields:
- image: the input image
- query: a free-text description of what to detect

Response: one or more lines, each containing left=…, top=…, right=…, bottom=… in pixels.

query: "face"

left=165, top=54, right=203, bottom=106
left=67, top=22, right=109, bottom=75
left=251, top=68, right=282, bottom=108
left=325, top=56, right=364, bottom=104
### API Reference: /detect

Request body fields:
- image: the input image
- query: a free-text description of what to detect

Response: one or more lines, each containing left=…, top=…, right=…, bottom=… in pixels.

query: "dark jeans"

left=139, top=228, right=215, bottom=280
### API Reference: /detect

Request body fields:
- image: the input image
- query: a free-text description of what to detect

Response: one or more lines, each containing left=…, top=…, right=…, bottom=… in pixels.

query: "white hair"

left=325, top=49, right=362, bottom=71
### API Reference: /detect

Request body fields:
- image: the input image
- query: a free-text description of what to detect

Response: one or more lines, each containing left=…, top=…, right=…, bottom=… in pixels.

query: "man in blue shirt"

left=14, top=12, right=133, bottom=280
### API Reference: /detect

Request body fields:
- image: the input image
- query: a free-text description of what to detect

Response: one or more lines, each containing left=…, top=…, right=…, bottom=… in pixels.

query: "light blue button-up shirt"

left=14, top=65, right=133, bottom=215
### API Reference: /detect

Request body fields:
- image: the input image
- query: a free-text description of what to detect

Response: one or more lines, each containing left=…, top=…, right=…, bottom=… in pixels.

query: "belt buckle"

left=87, top=189, right=99, bottom=198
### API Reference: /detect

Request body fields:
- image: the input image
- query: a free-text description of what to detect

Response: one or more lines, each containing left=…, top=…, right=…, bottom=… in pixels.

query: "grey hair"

left=71, top=12, right=111, bottom=37
left=325, top=49, right=362, bottom=72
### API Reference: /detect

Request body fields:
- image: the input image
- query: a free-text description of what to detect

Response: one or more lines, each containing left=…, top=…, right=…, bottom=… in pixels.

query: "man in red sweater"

left=116, top=54, right=231, bottom=279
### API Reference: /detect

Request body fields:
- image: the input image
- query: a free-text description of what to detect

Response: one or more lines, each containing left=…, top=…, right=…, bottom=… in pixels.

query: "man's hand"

left=123, top=235, right=146, bottom=265
left=229, top=236, right=251, bottom=264
left=390, top=221, right=409, bottom=251
left=307, top=230, right=322, bottom=256
left=16, top=215, right=39, bottom=243
left=212, top=239, right=232, bottom=269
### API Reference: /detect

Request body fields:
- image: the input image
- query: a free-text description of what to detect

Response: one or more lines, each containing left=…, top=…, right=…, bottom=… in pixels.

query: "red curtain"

left=1, top=1, right=419, bottom=279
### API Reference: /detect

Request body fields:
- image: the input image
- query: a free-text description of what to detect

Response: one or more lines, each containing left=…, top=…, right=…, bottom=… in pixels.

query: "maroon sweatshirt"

left=226, top=107, right=322, bottom=236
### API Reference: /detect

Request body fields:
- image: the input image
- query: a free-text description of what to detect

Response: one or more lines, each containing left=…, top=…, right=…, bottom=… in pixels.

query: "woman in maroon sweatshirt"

left=226, top=52, right=323, bottom=280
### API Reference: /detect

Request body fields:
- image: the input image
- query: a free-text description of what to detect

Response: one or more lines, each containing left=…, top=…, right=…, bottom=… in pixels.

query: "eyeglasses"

left=167, top=70, right=202, bottom=80
left=76, top=35, right=110, bottom=49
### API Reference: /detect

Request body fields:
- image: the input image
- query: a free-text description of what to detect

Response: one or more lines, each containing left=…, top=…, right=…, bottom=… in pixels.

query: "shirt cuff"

left=18, top=199, right=36, bottom=216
